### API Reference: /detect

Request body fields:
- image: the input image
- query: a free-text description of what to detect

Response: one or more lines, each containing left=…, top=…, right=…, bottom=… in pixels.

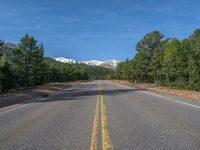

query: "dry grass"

left=112, top=80, right=200, bottom=103
left=0, top=81, right=85, bottom=108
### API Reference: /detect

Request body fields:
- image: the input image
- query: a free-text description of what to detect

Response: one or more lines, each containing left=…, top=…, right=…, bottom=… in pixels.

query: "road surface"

left=0, top=80, right=200, bottom=150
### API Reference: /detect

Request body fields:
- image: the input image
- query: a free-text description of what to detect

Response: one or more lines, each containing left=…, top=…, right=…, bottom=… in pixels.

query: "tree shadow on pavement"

left=36, top=83, right=145, bottom=103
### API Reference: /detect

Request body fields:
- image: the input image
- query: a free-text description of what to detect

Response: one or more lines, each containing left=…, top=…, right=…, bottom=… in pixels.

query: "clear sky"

left=0, top=0, right=200, bottom=61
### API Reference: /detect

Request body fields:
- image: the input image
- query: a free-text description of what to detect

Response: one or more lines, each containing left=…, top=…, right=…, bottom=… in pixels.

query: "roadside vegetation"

left=0, top=34, right=114, bottom=93
left=116, top=28, right=200, bottom=91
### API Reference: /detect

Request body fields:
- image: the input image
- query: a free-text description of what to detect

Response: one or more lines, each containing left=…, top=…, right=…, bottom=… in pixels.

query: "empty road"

left=0, top=80, right=200, bottom=150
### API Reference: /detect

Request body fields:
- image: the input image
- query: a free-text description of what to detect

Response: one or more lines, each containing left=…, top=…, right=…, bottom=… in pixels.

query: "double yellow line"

left=90, top=85, right=113, bottom=150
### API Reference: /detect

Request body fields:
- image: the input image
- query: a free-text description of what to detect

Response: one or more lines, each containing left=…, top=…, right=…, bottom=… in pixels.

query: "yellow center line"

left=100, top=88, right=113, bottom=150
left=90, top=92, right=100, bottom=150
left=90, top=83, right=113, bottom=150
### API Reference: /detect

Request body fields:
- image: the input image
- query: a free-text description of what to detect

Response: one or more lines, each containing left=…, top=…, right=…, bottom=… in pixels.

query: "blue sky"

left=0, top=0, right=200, bottom=61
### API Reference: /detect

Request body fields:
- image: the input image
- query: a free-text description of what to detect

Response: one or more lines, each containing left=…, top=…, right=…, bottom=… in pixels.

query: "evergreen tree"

left=116, top=28, right=200, bottom=91
left=0, top=54, right=14, bottom=92
left=187, top=29, right=200, bottom=90
left=30, top=43, right=46, bottom=86
left=135, top=31, right=165, bottom=82
left=163, top=39, right=183, bottom=87
left=0, top=40, right=4, bottom=56
left=13, top=34, right=44, bottom=87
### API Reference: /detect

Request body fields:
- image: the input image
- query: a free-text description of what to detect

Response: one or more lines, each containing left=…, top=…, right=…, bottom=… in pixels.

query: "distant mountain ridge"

left=3, top=42, right=17, bottom=49
left=1, top=41, right=120, bottom=69
left=54, top=57, right=120, bottom=69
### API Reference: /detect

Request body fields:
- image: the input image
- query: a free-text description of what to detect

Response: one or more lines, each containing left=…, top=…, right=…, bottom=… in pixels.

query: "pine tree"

left=187, top=29, right=200, bottom=90
left=0, top=54, right=14, bottom=92
left=13, top=34, right=43, bottom=87
left=163, top=39, right=181, bottom=87
left=30, top=43, right=46, bottom=86
left=135, top=31, right=165, bottom=82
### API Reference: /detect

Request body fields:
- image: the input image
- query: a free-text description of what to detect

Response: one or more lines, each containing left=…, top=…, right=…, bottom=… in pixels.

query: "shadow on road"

left=36, top=83, right=145, bottom=103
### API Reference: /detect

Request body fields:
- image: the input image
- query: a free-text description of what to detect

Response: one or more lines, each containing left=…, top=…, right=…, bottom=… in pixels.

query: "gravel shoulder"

left=0, top=81, right=86, bottom=108
left=112, top=80, right=200, bottom=103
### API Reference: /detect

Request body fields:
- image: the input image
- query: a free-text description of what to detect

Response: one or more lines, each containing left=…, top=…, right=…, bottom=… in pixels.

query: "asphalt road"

left=0, top=80, right=200, bottom=150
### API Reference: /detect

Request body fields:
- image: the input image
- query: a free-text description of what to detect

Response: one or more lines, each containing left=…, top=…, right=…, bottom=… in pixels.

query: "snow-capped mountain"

left=54, top=57, right=119, bottom=69
left=54, top=57, right=78, bottom=64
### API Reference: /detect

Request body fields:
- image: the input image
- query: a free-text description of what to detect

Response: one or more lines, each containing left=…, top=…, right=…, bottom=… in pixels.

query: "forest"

left=0, top=34, right=114, bottom=92
left=116, top=28, right=200, bottom=91
left=1, top=28, right=200, bottom=93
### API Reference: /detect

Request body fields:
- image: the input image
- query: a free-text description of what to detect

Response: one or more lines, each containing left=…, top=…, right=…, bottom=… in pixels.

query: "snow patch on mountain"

left=54, top=57, right=119, bottom=69
left=54, top=57, right=78, bottom=64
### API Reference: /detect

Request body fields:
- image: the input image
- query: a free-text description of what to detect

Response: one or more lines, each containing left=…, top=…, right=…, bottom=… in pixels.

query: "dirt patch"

left=112, top=80, right=200, bottom=103
left=0, top=81, right=85, bottom=108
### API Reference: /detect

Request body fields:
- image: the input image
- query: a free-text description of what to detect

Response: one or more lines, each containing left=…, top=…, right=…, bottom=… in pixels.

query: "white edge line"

left=141, top=90, right=200, bottom=109
left=0, top=103, right=32, bottom=115
left=0, top=83, right=86, bottom=115
left=111, top=81, right=200, bottom=109
left=0, top=104, right=21, bottom=111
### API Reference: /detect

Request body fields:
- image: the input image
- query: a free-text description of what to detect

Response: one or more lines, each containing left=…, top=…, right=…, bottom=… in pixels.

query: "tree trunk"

left=24, top=48, right=29, bottom=87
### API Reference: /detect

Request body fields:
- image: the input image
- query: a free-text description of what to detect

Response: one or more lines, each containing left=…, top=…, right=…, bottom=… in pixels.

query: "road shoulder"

left=0, top=81, right=86, bottom=109
left=110, top=80, right=200, bottom=108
